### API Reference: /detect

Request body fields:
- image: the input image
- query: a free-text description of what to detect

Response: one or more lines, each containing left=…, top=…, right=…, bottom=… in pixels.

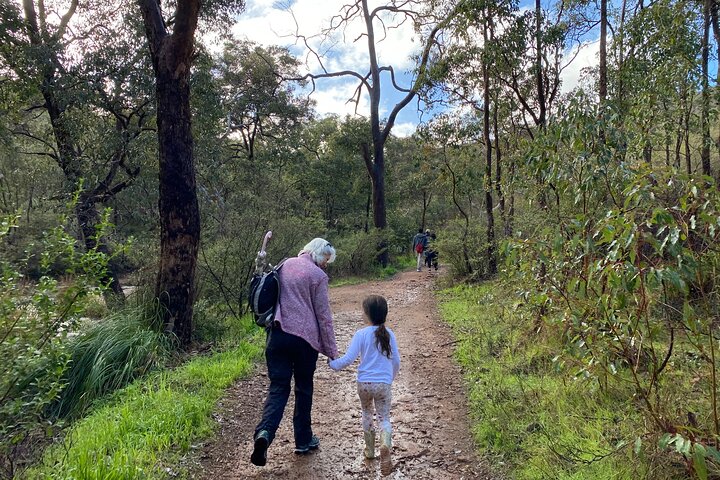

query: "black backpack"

left=248, top=259, right=287, bottom=328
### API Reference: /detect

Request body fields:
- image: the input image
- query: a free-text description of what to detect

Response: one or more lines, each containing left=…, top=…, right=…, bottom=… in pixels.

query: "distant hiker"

left=412, top=229, right=428, bottom=272
left=251, top=238, right=339, bottom=467
left=328, top=295, right=400, bottom=476
left=424, top=231, right=438, bottom=271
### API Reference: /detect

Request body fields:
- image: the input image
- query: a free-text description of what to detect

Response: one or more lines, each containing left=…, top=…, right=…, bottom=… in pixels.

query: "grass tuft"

left=52, top=305, right=170, bottom=418
left=24, top=334, right=263, bottom=480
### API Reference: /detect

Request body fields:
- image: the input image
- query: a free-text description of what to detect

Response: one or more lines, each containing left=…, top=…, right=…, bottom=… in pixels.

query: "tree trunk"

left=421, top=191, right=428, bottom=231
left=76, top=193, right=125, bottom=303
left=140, top=0, right=201, bottom=346
left=599, top=0, right=608, bottom=107
left=22, top=1, right=127, bottom=304
left=371, top=144, right=388, bottom=266
left=42, top=78, right=127, bottom=304
left=535, top=0, right=546, bottom=127
left=710, top=0, right=720, bottom=165
left=643, top=138, right=652, bottom=166
left=701, top=0, right=712, bottom=177
left=493, top=101, right=507, bottom=238
left=364, top=191, right=371, bottom=234
left=482, top=15, right=497, bottom=276
left=154, top=71, right=200, bottom=344
left=443, top=149, right=471, bottom=275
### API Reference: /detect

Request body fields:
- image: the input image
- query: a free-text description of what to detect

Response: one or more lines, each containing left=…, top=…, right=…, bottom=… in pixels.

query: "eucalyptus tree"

left=0, top=1, right=156, bottom=300
left=218, top=40, right=310, bottom=163
left=137, top=0, right=244, bottom=345
left=424, top=0, right=529, bottom=275
left=418, top=113, right=486, bottom=276
left=701, top=0, right=712, bottom=176
left=289, top=0, right=465, bottom=265
left=614, top=0, right=701, bottom=170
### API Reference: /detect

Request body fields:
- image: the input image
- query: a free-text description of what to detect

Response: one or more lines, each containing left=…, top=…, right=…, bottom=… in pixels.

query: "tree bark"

left=599, top=0, right=608, bottom=107
left=493, top=99, right=508, bottom=237
left=483, top=13, right=497, bottom=276
left=710, top=0, right=720, bottom=166
left=139, top=0, right=201, bottom=345
left=535, top=0, right=546, bottom=127
left=701, top=0, right=712, bottom=177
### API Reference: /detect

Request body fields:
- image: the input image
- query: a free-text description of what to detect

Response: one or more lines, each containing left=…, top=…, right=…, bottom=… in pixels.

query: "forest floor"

left=187, top=268, right=500, bottom=479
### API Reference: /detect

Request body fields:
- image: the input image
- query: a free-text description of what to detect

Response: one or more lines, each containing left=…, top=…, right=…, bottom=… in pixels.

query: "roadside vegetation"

left=24, top=336, right=263, bottom=480
left=440, top=283, right=662, bottom=479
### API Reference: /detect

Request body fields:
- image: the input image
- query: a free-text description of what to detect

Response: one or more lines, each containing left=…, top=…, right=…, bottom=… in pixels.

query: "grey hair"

left=301, top=238, right=336, bottom=265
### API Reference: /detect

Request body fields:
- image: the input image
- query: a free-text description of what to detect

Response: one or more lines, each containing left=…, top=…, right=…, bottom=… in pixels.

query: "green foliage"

left=506, top=98, right=720, bottom=477
left=192, top=301, right=260, bottom=346
left=51, top=305, right=169, bottom=418
left=435, top=219, right=491, bottom=279
left=0, top=211, right=114, bottom=478
left=330, top=229, right=388, bottom=277
left=439, top=282, right=681, bottom=479
left=23, top=340, right=263, bottom=480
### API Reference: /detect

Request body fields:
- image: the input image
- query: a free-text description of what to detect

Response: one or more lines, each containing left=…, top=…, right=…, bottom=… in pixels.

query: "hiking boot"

left=363, top=430, right=376, bottom=459
left=250, top=430, right=270, bottom=467
left=379, top=430, right=392, bottom=475
left=294, top=434, right=320, bottom=454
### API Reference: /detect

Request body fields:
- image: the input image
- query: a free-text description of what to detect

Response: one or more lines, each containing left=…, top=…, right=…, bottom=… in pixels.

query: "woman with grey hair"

left=251, top=238, right=339, bottom=467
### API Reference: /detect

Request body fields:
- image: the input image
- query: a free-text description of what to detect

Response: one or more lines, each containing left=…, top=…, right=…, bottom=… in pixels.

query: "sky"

left=227, top=0, right=601, bottom=137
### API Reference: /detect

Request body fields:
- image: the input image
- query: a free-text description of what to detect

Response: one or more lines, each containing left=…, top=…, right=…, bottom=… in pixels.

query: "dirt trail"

left=193, top=269, right=498, bottom=479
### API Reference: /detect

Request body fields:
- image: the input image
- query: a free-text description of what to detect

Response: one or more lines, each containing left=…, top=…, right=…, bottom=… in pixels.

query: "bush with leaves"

left=330, top=229, right=390, bottom=277
left=0, top=209, right=117, bottom=478
left=506, top=100, right=720, bottom=478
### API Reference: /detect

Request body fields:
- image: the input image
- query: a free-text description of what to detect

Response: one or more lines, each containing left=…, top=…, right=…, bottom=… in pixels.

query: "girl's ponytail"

left=363, top=295, right=392, bottom=359
left=374, top=323, right=392, bottom=359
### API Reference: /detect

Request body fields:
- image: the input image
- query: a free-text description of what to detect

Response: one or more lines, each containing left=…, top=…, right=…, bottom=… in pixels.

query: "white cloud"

left=234, top=0, right=419, bottom=71
left=560, top=38, right=600, bottom=94
left=308, top=79, right=370, bottom=117
left=391, top=122, right=416, bottom=138
left=232, top=0, right=423, bottom=119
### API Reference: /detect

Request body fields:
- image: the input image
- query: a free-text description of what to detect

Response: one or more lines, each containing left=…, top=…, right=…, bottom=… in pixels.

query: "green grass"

left=328, top=257, right=405, bottom=287
left=53, top=306, right=170, bottom=418
left=24, top=333, right=264, bottom=480
left=437, top=282, right=681, bottom=480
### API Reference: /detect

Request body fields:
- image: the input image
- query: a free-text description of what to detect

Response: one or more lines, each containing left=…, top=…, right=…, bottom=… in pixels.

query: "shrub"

left=434, top=219, right=490, bottom=280
left=0, top=212, right=114, bottom=478
left=329, top=229, right=386, bottom=276
left=51, top=305, right=169, bottom=418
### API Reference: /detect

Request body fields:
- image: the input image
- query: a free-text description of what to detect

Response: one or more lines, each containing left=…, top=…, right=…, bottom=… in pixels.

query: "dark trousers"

left=254, top=327, right=319, bottom=447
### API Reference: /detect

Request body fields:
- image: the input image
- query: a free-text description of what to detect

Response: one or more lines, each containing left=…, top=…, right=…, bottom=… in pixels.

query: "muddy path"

left=192, top=269, right=499, bottom=479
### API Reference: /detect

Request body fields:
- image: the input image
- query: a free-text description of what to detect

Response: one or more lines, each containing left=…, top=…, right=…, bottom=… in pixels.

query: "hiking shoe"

left=294, top=435, right=320, bottom=454
left=250, top=430, right=270, bottom=466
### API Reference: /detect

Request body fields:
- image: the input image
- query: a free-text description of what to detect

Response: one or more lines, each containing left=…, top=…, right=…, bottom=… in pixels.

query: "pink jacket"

left=275, top=252, right=338, bottom=358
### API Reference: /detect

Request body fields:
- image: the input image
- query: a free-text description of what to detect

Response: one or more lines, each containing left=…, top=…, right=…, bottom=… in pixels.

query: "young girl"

left=328, top=295, right=401, bottom=475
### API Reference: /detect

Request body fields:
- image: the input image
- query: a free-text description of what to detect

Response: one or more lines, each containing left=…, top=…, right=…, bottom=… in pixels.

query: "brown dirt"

left=189, top=269, right=500, bottom=479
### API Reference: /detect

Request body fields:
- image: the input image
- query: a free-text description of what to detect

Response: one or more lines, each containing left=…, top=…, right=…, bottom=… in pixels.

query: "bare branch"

left=56, top=0, right=78, bottom=39
left=379, top=66, right=412, bottom=93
